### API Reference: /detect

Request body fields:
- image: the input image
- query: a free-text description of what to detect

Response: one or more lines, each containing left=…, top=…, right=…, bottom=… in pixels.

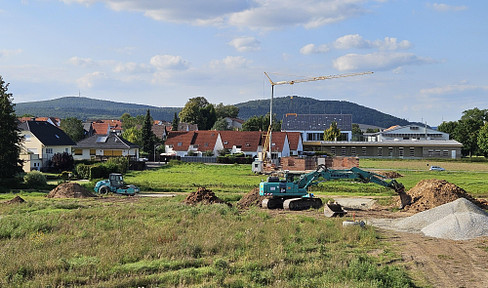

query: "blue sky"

left=1, top=0, right=486, bottom=126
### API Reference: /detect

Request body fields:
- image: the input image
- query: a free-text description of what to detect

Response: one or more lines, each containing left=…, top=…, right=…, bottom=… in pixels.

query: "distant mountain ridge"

left=15, top=95, right=410, bottom=128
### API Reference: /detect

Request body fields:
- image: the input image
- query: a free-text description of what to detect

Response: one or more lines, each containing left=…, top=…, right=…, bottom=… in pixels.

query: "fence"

left=181, top=156, right=217, bottom=163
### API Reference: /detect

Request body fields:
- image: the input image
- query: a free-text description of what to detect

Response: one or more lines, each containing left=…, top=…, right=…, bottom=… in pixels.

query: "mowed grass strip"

left=0, top=196, right=414, bottom=287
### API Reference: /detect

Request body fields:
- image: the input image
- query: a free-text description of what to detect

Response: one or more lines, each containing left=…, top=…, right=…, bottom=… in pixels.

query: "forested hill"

left=14, top=97, right=180, bottom=121
left=15, top=95, right=410, bottom=128
left=236, top=96, right=410, bottom=128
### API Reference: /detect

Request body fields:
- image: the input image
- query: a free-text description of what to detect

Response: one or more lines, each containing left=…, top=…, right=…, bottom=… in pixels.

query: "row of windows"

left=329, top=146, right=417, bottom=157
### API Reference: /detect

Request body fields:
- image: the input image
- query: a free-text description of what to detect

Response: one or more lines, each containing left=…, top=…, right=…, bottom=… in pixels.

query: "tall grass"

left=0, top=197, right=414, bottom=287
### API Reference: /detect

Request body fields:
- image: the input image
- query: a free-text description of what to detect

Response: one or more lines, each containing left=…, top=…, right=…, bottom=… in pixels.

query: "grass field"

left=2, top=159, right=488, bottom=287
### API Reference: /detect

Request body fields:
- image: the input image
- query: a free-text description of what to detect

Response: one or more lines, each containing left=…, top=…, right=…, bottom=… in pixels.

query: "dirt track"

left=381, top=229, right=488, bottom=288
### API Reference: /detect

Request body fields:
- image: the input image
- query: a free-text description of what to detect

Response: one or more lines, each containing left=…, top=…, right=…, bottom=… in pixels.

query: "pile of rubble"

left=3, top=196, right=26, bottom=204
left=400, top=179, right=487, bottom=212
left=184, top=187, right=232, bottom=207
left=47, top=182, right=97, bottom=198
left=237, top=188, right=266, bottom=209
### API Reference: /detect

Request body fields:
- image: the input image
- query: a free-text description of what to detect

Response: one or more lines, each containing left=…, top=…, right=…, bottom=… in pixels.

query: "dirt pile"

left=400, top=179, right=487, bottom=212
left=4, top=196, right=26, bottom=204
left=47, top=182, right=97, bottom=198
left=374, top=171, right=403, bottom=178
left=184, top=187, right=231, bottom=207
left=237, top=188, right=266, bottom=209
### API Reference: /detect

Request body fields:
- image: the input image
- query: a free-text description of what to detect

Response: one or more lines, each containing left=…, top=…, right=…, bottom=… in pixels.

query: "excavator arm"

left=293, top=165, right=411, bottom=209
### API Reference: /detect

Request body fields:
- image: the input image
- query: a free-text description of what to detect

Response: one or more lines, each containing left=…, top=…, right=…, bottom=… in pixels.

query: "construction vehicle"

left=94, top=173, right=140, bottom=196
left=259, top=164, right=411, bottom=211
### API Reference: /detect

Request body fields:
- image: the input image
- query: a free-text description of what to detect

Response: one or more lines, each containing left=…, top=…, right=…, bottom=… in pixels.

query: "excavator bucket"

left=323, top=201, right=347, bottom=217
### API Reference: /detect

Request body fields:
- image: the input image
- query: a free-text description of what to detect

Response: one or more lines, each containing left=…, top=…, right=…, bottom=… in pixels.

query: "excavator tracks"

left=262, top=197, right=322, bottom=211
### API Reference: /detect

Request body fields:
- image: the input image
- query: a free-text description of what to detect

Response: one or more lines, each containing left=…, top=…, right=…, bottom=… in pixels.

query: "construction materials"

left=94, top=173, right=140, bottom=196
left=370, top=198, right=488, bottom=240
left=184, top=187, right=232, bottom=207
left=259, top=164, right=410, bottom=211
left=49, top=182, right=97, bottom=198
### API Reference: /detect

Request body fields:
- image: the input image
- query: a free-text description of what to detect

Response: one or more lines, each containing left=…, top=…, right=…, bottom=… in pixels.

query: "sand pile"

left=4, top=196, right=26, bottom=204
left=400, top=179, right=487, bottom=212
left=184, top=187, right=232, bottom=207
left=47, top=182, right=97, bottom=198
left=237, top=188, right=267, bottom=209
left=374, top=171, right=403, bottom=178
left=371, top=198, right=488, bottom=240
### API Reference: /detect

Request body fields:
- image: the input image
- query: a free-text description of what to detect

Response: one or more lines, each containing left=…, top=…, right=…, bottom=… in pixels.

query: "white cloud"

left=209, top=56, right=250, bottom=69
left=0, top=49, right=22, bottom=58
left=68, top=56, right=96, bottom=67
left=60, top=0, right=368, bottom=29
left=113, top=62, right=153, bottom=74
left=229, top=37, right=261, bottom=52
left=76, top=71, right=107, bottom=88
left=300, top=43, right=330, bottom=55
left=150, top=54, right=189, bottom=70
left=420, top=83, right=488, bottom=95
left=333, top=52, right=434, bottom=71
left=429, top=3, right=468, bottom=12
left=334, top=34, right=411, bottom=50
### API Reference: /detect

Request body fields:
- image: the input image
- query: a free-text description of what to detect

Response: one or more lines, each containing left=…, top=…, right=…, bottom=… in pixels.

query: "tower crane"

left=260, top=71, right=373, bottom=164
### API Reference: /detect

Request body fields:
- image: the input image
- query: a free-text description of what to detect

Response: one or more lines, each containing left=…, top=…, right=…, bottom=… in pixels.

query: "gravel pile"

left=369, top=198, right=488, bottom=240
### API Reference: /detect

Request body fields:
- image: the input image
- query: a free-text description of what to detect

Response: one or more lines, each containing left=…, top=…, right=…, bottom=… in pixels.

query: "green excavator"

left=259, top=164, right=411, bottom=211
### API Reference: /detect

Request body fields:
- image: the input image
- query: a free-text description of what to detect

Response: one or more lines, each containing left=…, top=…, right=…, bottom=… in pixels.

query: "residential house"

left=224, top=117, right=244, bottom=130
left=19, top=120, right=76, bottom=172
left=74, top=133, right=139, bottom=160
left=18, top=116, right=61, bottom=127
left=281, top=113, right=353, bottom=141
left=366, top=124, right=449, bottom=142
left=164, top=131, right=219, bottom=157
left=218, top=131, right=263, bottom=157
left=91, top=120, right=123, bottom=135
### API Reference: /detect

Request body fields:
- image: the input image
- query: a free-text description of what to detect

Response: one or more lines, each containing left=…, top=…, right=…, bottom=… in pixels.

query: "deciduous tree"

left=179, top=97, right=217, bottom=130
left=60, top=117, right=84, bottom=142
left=323, top=122, right=341, bottom=141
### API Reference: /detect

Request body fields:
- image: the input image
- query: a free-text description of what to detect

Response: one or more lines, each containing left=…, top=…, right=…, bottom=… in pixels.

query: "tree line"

left=438, top=108, right=488, bottom=157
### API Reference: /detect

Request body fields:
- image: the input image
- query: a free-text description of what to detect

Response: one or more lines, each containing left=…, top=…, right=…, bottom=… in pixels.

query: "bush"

left=106, top=157, right=129, bottom=174
left=24, top=171, right=47, bottom=188
left=51, top=152, right=74, bottom=172
left=76, top=164, right=91, bottom=179
left=217, top=155, right=254, bottom=164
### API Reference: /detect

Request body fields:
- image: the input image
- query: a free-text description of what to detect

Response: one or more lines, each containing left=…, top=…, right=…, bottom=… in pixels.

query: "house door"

left=451, top=150, right=456, bottom=159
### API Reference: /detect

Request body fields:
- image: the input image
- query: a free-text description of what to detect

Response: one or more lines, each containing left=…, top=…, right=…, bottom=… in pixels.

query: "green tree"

left=454, top=108, right=488, bottom=156
left=351, top=123, right=363, bottom=141
left=171, top=112, right=179, bottom=131
left=179, top=97, right=217, bottom=130
left=324, top=122, right=341, bottom=141
left=477, top=123, right=488, bottom=157
left=242, top=113, right=281, bottom=131
left=212, top=118, right=230, bottom=130
left=60, top=117, right=84, bottom=142
left=437, top=121, right=458, bottom=139
left=121, top=113, right=145, bottom=130
left=141, top=109, right=156, bottom=160
left=0, top=76, right=22, bottom=180
left=122, top=127, right=143, bottom=146
left=215, top=103, right=239, bottom=119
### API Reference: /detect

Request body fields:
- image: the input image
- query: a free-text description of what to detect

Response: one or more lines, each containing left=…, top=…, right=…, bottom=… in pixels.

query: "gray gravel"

left=368, top=198, right=488, bottom=240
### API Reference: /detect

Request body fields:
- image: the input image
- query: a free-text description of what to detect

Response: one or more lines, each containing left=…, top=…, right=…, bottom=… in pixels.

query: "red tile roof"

left=286, top=132, right=302, bottom=150
left=165, top=131, right=196, bottom=151
left=219, top=131, right=262, bottom=152
left=268, top=132, right=287, bottom=152
left=192, top=131, right=219, bottom=152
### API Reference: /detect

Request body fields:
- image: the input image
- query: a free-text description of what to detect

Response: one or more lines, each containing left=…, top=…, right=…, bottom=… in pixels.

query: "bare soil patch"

left=237, top=188, right=266, bottom=209
left=47, top=182, right=97, bottom=198
left=3, top=196, right=26, bottom=204
left=373, top=171, right=403, bottom=178
left=399, top=179, right=488, bottom=212
left=184, top=187, right=232, bottom=207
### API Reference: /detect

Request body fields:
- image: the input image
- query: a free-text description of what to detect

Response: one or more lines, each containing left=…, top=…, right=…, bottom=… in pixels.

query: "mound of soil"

left=237, top=188, right=267, bottom=209
left=47, top=182, right=97, bottom=198
left=374, top=171, right=403, bottom=178
left=184, top=187, right=232, bottom=207
left=400, top=179, right=487, bottom=212
left=4, top=196, right=26, bottom=204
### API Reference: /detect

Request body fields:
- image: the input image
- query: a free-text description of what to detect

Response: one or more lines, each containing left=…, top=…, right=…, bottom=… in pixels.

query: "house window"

left=177, top=142, right=183, bottom=147
left=65, top=148, right=69, bottom=153
left=341, top=147, right=346, bottom=156
left=443, top=150, right=449, bottom=157
left=410, top=147, right=415, bottom=157
left=399, top=147, right=404, bottom=157
left=224, top=141, right=228, bottom=145
left=46, top=148, right=53, bottom=154
left=351, top=147, right=356, bottom=156
left=388, top=147, right=393, bottom=157
left=24, top=134, right=31, bottom=141
left=331, top=147, right=336, bottom=155
left=90, top=149, right=96, bottom=155
left=377, top=147, right=383, bottom=157
left=362, top=147, right=367, bottom=156
left=204, top=143, right=209, bottom=147
left=74, top=149, right=83, bottom=155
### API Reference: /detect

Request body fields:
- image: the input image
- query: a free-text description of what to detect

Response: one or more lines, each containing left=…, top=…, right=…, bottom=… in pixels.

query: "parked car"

left=429, top=166, right=445, bottom=171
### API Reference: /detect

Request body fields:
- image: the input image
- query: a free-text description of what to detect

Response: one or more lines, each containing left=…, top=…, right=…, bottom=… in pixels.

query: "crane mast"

left=261, top=71, right=373, bottom=163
